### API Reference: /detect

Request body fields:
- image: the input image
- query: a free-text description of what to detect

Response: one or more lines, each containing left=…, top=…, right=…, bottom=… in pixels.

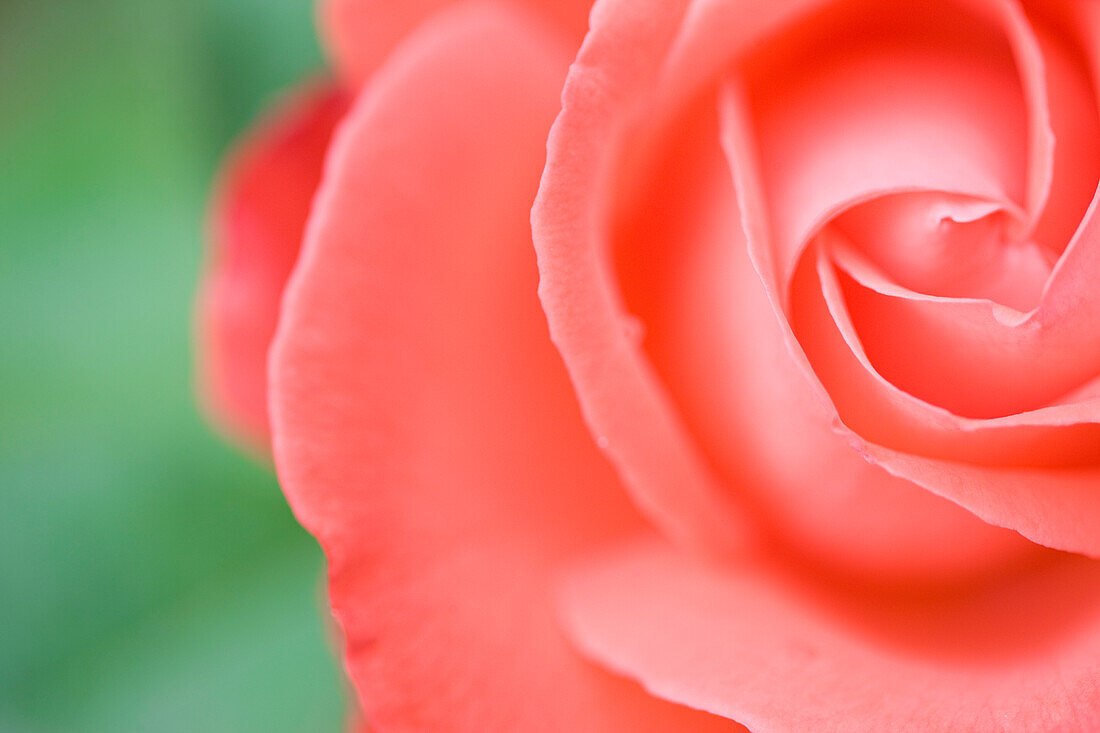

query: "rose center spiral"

left=831, top=192, right=1052, bottom=313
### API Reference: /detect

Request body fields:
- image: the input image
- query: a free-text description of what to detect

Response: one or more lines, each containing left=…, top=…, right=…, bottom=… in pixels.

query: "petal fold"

left=561, top=536, right=1100, bottom=733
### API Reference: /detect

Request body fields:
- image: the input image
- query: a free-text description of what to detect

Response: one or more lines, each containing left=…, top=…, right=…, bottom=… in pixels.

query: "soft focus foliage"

left=0, top=0, right=345, bottom=729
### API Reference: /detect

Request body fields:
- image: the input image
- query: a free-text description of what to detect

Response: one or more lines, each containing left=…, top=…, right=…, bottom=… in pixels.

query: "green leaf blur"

left=0, top=0, right=346, bottom=730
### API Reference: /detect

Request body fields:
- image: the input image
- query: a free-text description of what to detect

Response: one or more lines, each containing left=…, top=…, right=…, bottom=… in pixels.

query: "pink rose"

left=199, top=1, right=1100, bottom=730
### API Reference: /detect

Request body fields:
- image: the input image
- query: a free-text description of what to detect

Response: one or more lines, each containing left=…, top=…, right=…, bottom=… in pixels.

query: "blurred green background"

left=1, top=0, right=347, bottom=730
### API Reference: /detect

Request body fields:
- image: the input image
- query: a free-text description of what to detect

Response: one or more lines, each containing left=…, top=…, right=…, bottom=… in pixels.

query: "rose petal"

left=319, top=0, right=594, bottom=86
left=835, top=192, right=1052, bottom=312
left=196, top=81, right=347, bottom=452
left=794, top=2, right=1100, bottom=420
left=737, top=0, right=1046, bottom=296
left=853, top=440, right=1100, bottom=558
left=561, top=536, right=1100, bottom=732
left=824, top=230, right=1100, bottom=420
left=720, top=42, right=1100, bottom=556
left=1023, top=3, right=1100, bottom=253
left=534, top=0, right=908, bottom=557
left=534, top=0, right=753, bottom=555
left=788, top=230, right=1100, bottom=467
left=609, top=92, right=1033, bottom=579
left=765, top=222, right=1100, bottom=557
left=656, top=0, right=831, bottom=108
left=270, top=5, right=736, bottom=730
left=763, top=1, right=1100, bottom=423
left=535, top=0, right=1045, bottom=576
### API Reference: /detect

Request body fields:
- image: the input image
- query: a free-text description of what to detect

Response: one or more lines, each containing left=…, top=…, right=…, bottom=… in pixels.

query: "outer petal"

left=270, top=4, right=736, bottom=731
left=196, top=81, right=347, bottom=452
left=532, top=0, right=760, bottom=558
left=318, top=0, right=594, bottom=86
left=854, top=440, right=1100, bottom=559
left=562, top=536, right=1100, bottom=732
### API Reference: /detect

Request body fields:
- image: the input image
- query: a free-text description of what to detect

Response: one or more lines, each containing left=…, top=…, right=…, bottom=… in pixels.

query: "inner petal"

left=787, top=231, right=1100, bottom=463
left=740, top=0, right=1031, bottom=295
left=834, top=192, right=1051, bottom=313
left=830, top=229, right=1100, bottom=418
left=1023, top=2, right=1100, bottom=254
left=610, top=91, right=1035, bottom=581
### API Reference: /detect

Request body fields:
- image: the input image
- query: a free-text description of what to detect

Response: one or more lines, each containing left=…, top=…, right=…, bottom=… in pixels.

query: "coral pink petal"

left=827, top=232, right=1100, bottom=419
left=1044, top=0, right=1100, bottom=81
left=533, top=0, right=755, bottom=556
left=787, top=239, right=1100, bottom=554
left=532, top=0, right=909, bottom=558
left=270, top=5, right=736, bottom=731
left=1024, top=4, right=1100, bottom=253
left=802, top=2, right=1100, bottom=421
left=196, top=81, right=347, bottom=452
left=318, top=0, right=594, bottom=86
left=1025, top=3, right=1100, bottom=345
left=609, top=96, right=1033, bottom=579
left=738, top=0, right=1042, bottom=294
left=804, top=2, right=1100, bottom=419
left=534, top=0, right=1048, bottom=576
left=784, top=230, right=1100, bottom=554
left=657, top=0, right=830, bottom=102
left=791, top=234, right=1100, bottom=464
left=854, top=441, right=1100, bottom=559
left=561, top=536, right=1100, bottom=732
left=834, top=192, right=1051, bottom=312
left=720, top=61, right=1100, bottom=554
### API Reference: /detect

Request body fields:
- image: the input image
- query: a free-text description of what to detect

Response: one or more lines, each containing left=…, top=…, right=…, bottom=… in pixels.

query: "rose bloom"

left=196, top=0, right=1100, bottom=731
